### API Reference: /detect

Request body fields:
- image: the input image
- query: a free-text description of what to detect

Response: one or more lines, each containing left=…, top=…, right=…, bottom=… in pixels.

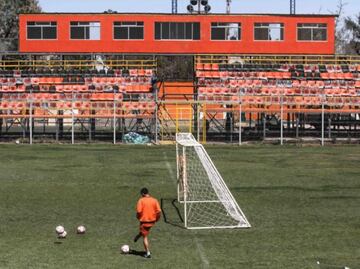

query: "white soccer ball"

left=55, top=225, right=65, bottom=235
left=77, top=225, right=86, bottom=234
left=121, top=244, right=130, bottom=254
left=15, top=140, right=20, bottom=144
left=58, top=230, right=67, bottom=239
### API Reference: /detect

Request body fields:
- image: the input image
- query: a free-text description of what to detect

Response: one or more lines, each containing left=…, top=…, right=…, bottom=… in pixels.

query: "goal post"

left=176, top=133, right=251, bottom=229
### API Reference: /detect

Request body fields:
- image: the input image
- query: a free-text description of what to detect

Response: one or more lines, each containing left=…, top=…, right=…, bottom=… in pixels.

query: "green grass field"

left=0, top=144, right=359, bottom=269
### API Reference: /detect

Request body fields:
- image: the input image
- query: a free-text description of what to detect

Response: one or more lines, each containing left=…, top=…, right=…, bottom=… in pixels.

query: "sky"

left=38, top=0, right=359, bottom=18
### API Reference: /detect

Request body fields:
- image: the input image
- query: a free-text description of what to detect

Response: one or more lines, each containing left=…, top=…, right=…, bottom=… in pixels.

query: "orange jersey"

left=136, top=196, right=161, bottom=223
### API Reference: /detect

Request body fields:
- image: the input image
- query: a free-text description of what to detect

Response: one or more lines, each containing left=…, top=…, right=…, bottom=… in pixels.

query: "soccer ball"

left=77, top=225, right=86, bottom=234
left=121, top=244, right=130, bottom=254
left=58, top=230, right=67, bottom=239
left=55, top=225, right=65, bottom=235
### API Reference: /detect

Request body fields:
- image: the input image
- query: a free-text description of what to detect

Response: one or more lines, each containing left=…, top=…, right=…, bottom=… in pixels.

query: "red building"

left=19, top=13, right=335, bottom=54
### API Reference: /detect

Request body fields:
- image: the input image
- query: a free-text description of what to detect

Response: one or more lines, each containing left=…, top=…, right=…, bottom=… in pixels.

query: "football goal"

left=176, top=133, right=251, bottom=229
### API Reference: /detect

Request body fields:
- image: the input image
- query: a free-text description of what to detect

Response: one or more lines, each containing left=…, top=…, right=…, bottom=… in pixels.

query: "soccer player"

left=133, top=187, right=161, bottom=258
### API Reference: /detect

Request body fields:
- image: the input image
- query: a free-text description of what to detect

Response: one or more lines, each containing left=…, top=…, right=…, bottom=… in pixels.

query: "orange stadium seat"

left=196, top=71, right=204, bottom=78
left=196, top=63, right=204, bottom=70
left=320, top=73, right=330, bottom=79
left=211, top=64, right=219, bottom=70
left=203, top=64, right=212, bottom=70
left=129, top=69, right=138, bottom=76
left=31, top=78, right=40, bottom=84
left=138, top=69, right=145, bottom=76
left=344, top=73, right=353, bottom=79
left=145, top=69, right=153, bottom=76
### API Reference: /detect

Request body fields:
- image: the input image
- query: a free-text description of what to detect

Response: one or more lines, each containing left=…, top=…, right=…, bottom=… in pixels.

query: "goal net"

left=176, top=133, right=251, bottom=229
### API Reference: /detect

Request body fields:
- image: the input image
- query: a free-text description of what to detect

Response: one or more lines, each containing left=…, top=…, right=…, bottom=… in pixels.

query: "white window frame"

left=211, top=22, right=241, bottom=41
left=113, top=21, right=144, bottom=40
left=254, top=23, right=284, bottom=41
left=297, top=23, right=328, bottom=42
left=70, top=21, right=101, bottom=40
left=26, top=21, right=57, bottom=40
left=154, top=22, right=200, bottom=41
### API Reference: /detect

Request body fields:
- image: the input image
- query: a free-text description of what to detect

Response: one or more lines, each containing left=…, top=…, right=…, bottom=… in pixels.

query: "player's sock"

left=144, top=251, right=151, bottom=258
left=133, top=234, right=141, bottom=243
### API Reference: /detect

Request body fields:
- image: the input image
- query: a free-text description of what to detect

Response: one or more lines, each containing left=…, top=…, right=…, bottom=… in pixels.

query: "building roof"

left=19, top=12, right=338, bottom=17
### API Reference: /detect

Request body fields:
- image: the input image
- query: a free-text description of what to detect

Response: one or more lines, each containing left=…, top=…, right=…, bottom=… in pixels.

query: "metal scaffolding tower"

left=226, top=0, right=232, bottom=14
left=290, top=0, right=296, bottom=14
left=172, top=0, right=178, bottom=14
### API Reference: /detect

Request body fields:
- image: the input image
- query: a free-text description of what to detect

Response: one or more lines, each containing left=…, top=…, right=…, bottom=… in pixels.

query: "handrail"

left=195, top=54, right=360, bottom=65
left=0, top=58, right=157, bottom=70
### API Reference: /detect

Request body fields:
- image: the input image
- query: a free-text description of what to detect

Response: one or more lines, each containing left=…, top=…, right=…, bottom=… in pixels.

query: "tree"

left=331, top=0, right=348, bottom=54
left=344, top=13, right=360, bottom=55
left=0, top=0, right=42, bottom=52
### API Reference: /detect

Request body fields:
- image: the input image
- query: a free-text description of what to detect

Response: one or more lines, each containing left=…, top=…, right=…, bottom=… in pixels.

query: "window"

left=297, top=23, right=327, bottom=41
left=254, top=23, right=284, bottom=41
left=27, top=22, right=57, bottom=39
left=155, top=22, right=200, bottom=40
left=211, top=23, right=241, bottom=40
left=70, top=22, right=100, bottom=40
left=114, top=22, right=144, bottom=40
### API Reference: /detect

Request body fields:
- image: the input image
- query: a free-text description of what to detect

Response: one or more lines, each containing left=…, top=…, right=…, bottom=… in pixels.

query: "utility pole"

left=226, top=0, right=231, bottom=14
left=290, top=0, right=296, bottom=14
left=172, top=0, right=178, bottom=14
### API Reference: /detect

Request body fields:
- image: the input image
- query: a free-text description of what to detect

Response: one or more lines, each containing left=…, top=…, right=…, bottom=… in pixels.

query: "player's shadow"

left=128, top=250, right=146, bottom=257
left=160, top=198, right=185, bottom=229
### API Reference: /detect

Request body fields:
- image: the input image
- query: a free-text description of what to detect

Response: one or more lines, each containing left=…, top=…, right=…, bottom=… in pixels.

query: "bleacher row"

left=196, top=63, right=360, bottom=73
left=0, top=68, right=154, bottom=77
left=0, top=101, right=156, bottom=111
left=198, top=95, right=360, bottom=106
left=0, top=68, right=156, bottom=114
left=196, top=71, right=360, bottom=80
left=196, top=63, right=360, bottom=105
left=0, top=78, right=153, bottom=93
left=0, top=94, right=155, bottom=111
left=198, top=78, right=360, bottom=89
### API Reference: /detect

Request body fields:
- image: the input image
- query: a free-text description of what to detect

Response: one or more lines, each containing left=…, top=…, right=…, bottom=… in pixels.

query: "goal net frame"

left=176, top=133, right=251, bottom=229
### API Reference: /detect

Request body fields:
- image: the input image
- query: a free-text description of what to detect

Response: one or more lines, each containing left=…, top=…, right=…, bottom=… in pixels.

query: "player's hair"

left=140, top=187, right=149, bottom=195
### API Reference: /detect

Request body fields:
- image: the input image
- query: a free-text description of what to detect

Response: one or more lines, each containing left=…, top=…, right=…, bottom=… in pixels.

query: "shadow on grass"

left=160, top=198, right=185, bottom=229
left=128, top=249, right=147, bottom=257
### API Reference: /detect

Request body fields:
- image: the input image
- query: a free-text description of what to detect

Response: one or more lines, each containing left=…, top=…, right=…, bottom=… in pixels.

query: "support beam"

left=239, top=100, right=242, bottom=146
left=113, top=96, right=116, bottom=144
left=29, top=95, right=33, bottom=145
left=280, top=95, right=284, bottom=145
left=321, top=99, right=325, bottom=146
left=71, top=92, right=74, bottom=145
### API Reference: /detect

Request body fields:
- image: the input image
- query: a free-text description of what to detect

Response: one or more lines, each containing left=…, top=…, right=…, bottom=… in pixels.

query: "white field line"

left=163, top=151, right=210, bottom=269
left=162, top=151, right=176, bottom=183
left=195, top=237, right=210, bottom=269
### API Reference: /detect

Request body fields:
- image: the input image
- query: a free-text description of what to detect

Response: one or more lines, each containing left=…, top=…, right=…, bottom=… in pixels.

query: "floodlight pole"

left=290, top=0, right=296, bottom=14
left=172, top=0, right=178, bottom=14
